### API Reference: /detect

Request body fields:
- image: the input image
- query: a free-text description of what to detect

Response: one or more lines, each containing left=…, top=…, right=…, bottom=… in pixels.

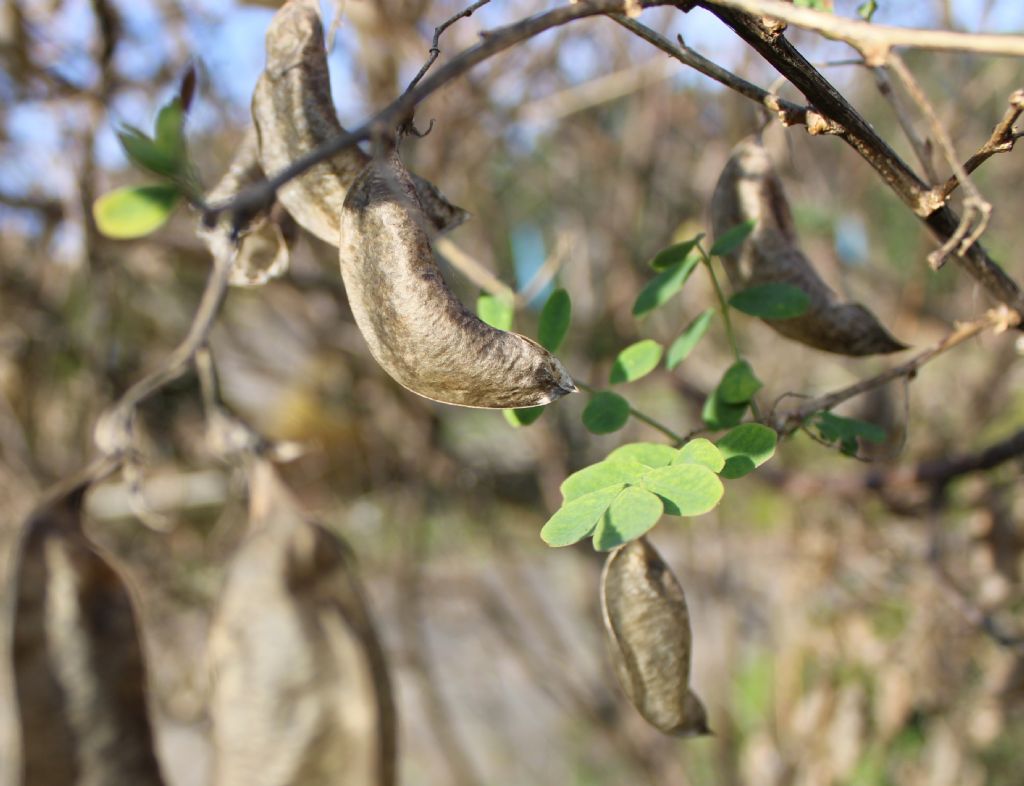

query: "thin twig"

left=872, top=66, right=940, bottom=183
left=933, top=88, right=1024, bottom=203
left=610, top=14, right=841, bottom=134
left=518, top=233, right=572, bottom=305
left=93, top=248, right=235, bottom=459
left=434, top=236, right=518, bottom=302
left=772, top=306, right=1019, bottom=433
left=701, top=0, right=1024, bottom=64
left=516, top=57, right=673, bottom=124
left=886, top=52, right=991, bottom=269
left=405, top=0, right=492, bottom=94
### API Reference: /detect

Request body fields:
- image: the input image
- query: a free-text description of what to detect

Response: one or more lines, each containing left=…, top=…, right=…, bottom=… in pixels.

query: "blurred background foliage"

left=2, top=0, right=1024, bottom=784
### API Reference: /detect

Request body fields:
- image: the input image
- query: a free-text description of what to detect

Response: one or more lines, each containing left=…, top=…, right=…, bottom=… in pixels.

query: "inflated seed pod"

left=600, top=537, right=710, bottom=737
left=12, top=479, right=166, bottom=786
left=253, top=0, right=465, bottom=245
left=339, top=150, right=576, bottom=408
left=710, top=136, right=906, bottom=356
left=208, top=460, right=395, bottom=786
left=200, top=128, right=298, bottom=287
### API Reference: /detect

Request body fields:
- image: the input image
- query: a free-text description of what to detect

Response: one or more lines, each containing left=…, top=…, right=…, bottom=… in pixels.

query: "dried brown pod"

left=200, top=128, right=298, bottom=287
left=208, top=460, right=395, bottom=786
left=600, top=537, right=710, bottom=737
left=339, top=150, right=576, bottom=408
left=252, top=0, right=465, bottom=245
left=710, top=136, right=906, bottom=356
left=11, top=476, right=166, bottom=786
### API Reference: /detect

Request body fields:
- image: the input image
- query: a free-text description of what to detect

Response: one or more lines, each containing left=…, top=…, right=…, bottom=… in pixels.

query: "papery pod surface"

left=600, top=537, right=709, bottom=736
left=338, top=149, right=576, bottom=409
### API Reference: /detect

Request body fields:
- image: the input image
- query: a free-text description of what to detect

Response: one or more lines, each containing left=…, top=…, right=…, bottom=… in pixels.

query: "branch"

left=906, top=427, right=1024, bottom=489
left=610, top=14, right=841, bottom=134
left=92, top=246, right=234, bottom=457
left=695, top=3, right=1024, bottom=319
left=934, top=88, right=1024, bottom=203
left=772, top=307, right=1020, bottom=433
left=886, top=52, right=991, bottom=269
left=701, top=0, right=1024, bottom=64
left=404, top=0, right=492, bottom=93
left=205, top=0, right=677, bottom=228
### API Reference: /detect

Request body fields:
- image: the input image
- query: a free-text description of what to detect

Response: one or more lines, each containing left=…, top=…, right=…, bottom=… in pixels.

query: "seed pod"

left=12, top=478, right=166, bottom=786
left=710, top=136, right=905, bottom=356
left=208, top=460, right=395, bottom=786
left=253, top=0, right=465, bottom=245
left=339, top=150, right=576, bottom=408
left=600, top=537, right=710, bottom=737
left=201, top=128, right=298, bottom=287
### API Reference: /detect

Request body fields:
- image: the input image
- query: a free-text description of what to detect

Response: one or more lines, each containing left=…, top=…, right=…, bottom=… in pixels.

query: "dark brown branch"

left=911, top=427, right=1024, bottom=488
left=696, top=3, right=1024, bottom=319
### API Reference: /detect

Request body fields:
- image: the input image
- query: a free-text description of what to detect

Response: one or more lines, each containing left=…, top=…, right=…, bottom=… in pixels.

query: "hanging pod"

left=208, top=460, right=396, bottom=786
left=339, top=149, right=576, bottom=408
left=252, top=0, right=466, bottom=245
left=710, top=136, right=906, bottom=356
left=11, top=476, right=166, bottom=786
left=600, top=537, right=710, bottom=736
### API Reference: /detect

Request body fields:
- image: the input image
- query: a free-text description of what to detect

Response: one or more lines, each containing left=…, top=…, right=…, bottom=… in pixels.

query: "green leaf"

left=538, top=288, right=571, bottom=352
left=118, top=127, right=181, bottom=180
left=639, top=464, right=724, bottom=517
left=541, top=485, right=623, bottom=547
left=717, top=423, right=777, bottom=479
left=592, top=486, right=664, bottom=551
left=702, top=388, right=748, bottom=430
left=92, top=185, right=180, bottom=239
left=729, top=283, right=811, bottom=320
left=649, top=235, right=704, bottom=271
left=857, top=0, right=878, bottom=21
left=812, top=412, right=886, bottom=456
left=607, top=442, right=677, bottom=469
left=154, top=98, right=185, bottom=157
left=610, top=339, right=663, bottom=384
left=561, top=458, right=647, bottom=502
left=717, top=360, right=763, bottom=405
left=632, top=255, right=699, bottom=316
left=504, top=406, right=545, bottom=427
left=582, top=391, right=631, bottom=434
left=709, top=219, right=756, bottom=257
left=666, top=309, right=714, bottom=370
left=477, top=293, right=514, bottom=330
left=674, top=438, right=725, bottom=473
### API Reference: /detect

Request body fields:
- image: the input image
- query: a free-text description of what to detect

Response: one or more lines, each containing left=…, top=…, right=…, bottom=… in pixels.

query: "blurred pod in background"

left=710, top=135, right=905, bottom=356
left=208, top=460, right=395, bottom=786
left=11, top=474, right=166, bottom=786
